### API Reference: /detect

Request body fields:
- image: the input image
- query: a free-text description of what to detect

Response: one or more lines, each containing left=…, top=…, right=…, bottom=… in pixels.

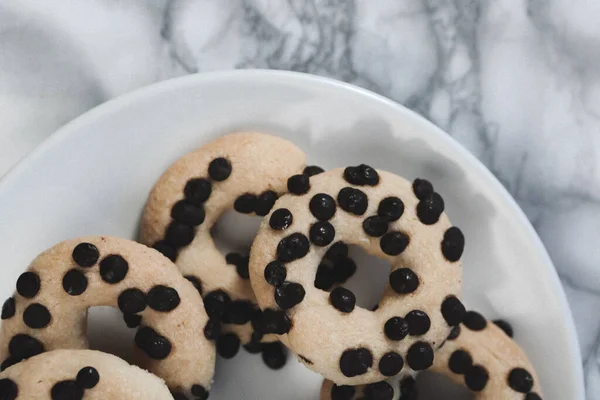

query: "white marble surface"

left=0, top=0, right=598, bottom=397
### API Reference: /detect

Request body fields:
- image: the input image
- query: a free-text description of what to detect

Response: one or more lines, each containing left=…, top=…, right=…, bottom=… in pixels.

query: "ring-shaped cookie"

left=140, top=132, right=306, bottom=358
left=249, top=167, right=465, bottom=385
left=0, top=236, right=215, bottom=399
left=0, top=349, right=173, bottom=400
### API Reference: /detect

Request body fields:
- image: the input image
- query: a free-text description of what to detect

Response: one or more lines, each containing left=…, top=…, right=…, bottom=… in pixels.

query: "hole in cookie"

left=416, top=370, right=473, bottom=399
left=87, top=306, right=136, bottom=362
left=211, top=210, right=263, bottom=254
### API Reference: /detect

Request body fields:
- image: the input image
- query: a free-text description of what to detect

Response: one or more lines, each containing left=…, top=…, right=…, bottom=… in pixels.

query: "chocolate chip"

left=62, top=269, right=88, bottom=296
left=191, top=385, right=209, bottom=400
left=184, top=178, right=212, bottom=205
left=378, top=351, right=404, bottom=376
left=412, top=178, right=434, bottom=200
left=274, top=282, right=305, bottom=309
left=123, top=313, right=141, bottom=328
left=208, top=157, right=231, bottom=181
left=449, top=350, right=473, bottom=374
left=152, top=241, right=177, bottom=262
left=442, top=226, right=465, bottom=262
left=277, top=233, right=310, bottom=262
left=184, top=275, right=203, bottom=296
left=324, top=242, right=349, bottom=262
left=203, top=319, right=221, bottom=341
left=203, top=290, right=231, bottom=319
left=343, top=164, right=379, bottom=186
left=9, top=334, right=44, bottom=361
left=384, top=317, right=409, bottom=341
left=441, top=295, right=466, bottom=326
left=252, top=308, right=291, bottom=335
left=0, top=378, right=17, bottom=400
left=493, top=319, right=513, bottom=338
left=262, top=341, right=287, bottom=370
left=416, top=192, right=445, bottom=225
left=287, top=174, right=310, bottom=195
left=222, top=300, right=254, bottom=324
left=400, top=377, right=418, bottom=400
left=364, top=381, right=394, bottom=400
left=99, top=255, right=129, bottom=284
left=363, top=216, right=388, bottom=237
left=309, top=222, right=335, bottom=246
left=23, top=303, right=51, bottom=329
left=332, top=257, right=356, bottom=283
left=217, top=333, right=240, bottom=359
left=118, top=288, right=146, bottom=314
left=508, top=368, right=534, bottom=393
left=72, top=242, right=99, bottom=267
left=337, top=187, right=368, bottom=215
left=255, top=191, right=278, bottom=216
left=269, top=208, right=293, bottom=230
left=448, top=325, right=461, bottom=340
left=314, top=263, right=335, bottom=290
left=171, top=392, right=188, bottom=400
left=406, top=310, right=431, bottom=336
left=525, top=393, right=542, bottom=400
left=16, top=272, right=40, bottom=298
left=377, top=197, right=404, bottom=222
left=147, top=285, right=180, bottom=312
left=264, top=261, right=287, bottom=286
left=134, top=326, right=172, bottom=360
left=0, top=357, right=17, bottom=372
left=463, top=311, right=487, bottom=331
left=226, top=254, right=250, bottom=279
left=309, top=193, right=337, bottom=221
left=51, top=380, right=83, bottom=400
left=339, top=347, right=373, bottom=377
left=329, top=287, right=356, bottom=313
left=465, top=365, right=489, bottom=391
left=234, top=193, right=257, bottom=214
left=331, top=384, right=355, bottom=400
left=165, top=221, right=195, bottom=247
left=76, top=366, right=99, bottom=389
left=1, top=297, right=15, bottom=319
left=171, top=200, right=205, bottom=226
left=244, top=337, right=264, bottom=354
left=380, top=231, right=409, bottom=255
left=406, top=341, right=433, bottom=371
left=389, top=268, right=419, bottom=294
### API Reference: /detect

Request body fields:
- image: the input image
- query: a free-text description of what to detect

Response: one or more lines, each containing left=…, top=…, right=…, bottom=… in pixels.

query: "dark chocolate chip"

left=324, top=242, right=349, bottom=262
left=274, top=282, right=305, bottom=309
left=448, top=325, right=461, bottom=340
left=203, top=318, right=221, bottom=341
left=225, top=252, right=244, bottom=265
left=191, top=385, right=209, bottom=400
left=441, top=295, right=466, bottom=326
left=243, top=340, right=264, bottom=354
left=378, top=352, right=404, bottom=376
left=203, top=290, right=231, bottom=319
left=208, top=157, right=232, bottom=181
left=184, top=178, right=212, bottom=205
left=389, top=268, right=419, bottom=294
left=99, top=255, right=129, bottom=284
left=377, top=197, right=404, bottom=222
left=400, top=377, right=418, bottom=400
left=412, top=178, right=434, bottom=200
left=304, top=165, right=325, bottom=176
left=380, top=231, right=410, bottom=255
left=314, top=263, right=335, bottom=290
left=217, top=333, right=240, bottom=359
left=329, top=287, right=356, bottom=313
left=171, top=200, right=205, bottom=226
left=363, top=216, right=388, bottom=237
left=264, top=261, right=287, bottom=286
left=406, top=310, right=431, bottom=336
left=118, top=288, right=146, bottom=314
left=448, top=350, right=473, bottom=374
left=234, top=193, right=257, bottom=214
left=416, top=192, right=445, bottom=225
left=152, top=241, right=177, bottom=262
left=331, top=384, right=355, bottom=400
left=364, top=381, right=394, bottom=400
left=261, top=341, right=287, bottom=370
left=1, top=297, right=15, bottom=320
left=493, top=319, right=513, bottom=338
left=233, top=255, right=250, bottom=280
left=508, top=368, right=534, bottom=393
left=269, top=208, right=293, bottom=230
left=337, top=187, right=368, bottom=216
left=384, top=317, right=409, bottom=341
left=277, top=233, right=310, bottom=262
left=164, top=221, right=195, bottom=247
left=0, top=357, right=17, bottom=372
left=171, top=392, right=188, bottom=400
left=343, top=164, right=379, bottom=186
left=147, top=285, right=180, bottom=312
left=525, top=393, right=542, bottom=400
left=184, top=275, right=203, bottom=296
left=251, top=308, right=291, bottom=335
left=134, top=326, right=172, bottom=360
left=442, top=226, right=465, bottom=262
left=465, top=365, right=489, bottom=391
left=309, top=193, right=337, bottom=221
left=51, top=380, right=83, bottom=400
left=332, top=257, right=357, bottom=283
left=72, top=242, right=99, bottom=267
left=255, top=191, right=278, bottom=216
left=222, top=300, right=254, bottom=324
left=62, top=269, right=88, bottom=296
left=123, top=313, right=142, bottom=328
left=23, top=303, right=51, bottom=329
left=0, top=378, right=17, bottom=400
left=406, top=341, right=434, bottom=371
left=287, top=174, right=310, bottom=195
left=16, top=272, right=40, bottom=298
left=339, top=347, right=373, bottom=377
left=76, top=366, right=99, bottom=389
left=309, top=222, right=335, bottom=246
left=8, top=334, right=44, bottom=361
left=463, top=311, right=487, bottom=331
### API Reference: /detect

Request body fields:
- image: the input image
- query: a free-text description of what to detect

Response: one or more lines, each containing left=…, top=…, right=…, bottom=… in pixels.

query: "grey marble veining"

left=0, top=0, right=598, bottom=397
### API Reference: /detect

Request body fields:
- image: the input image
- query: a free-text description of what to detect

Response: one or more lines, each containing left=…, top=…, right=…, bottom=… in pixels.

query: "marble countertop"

left=0, top=0, right=597, bottom=397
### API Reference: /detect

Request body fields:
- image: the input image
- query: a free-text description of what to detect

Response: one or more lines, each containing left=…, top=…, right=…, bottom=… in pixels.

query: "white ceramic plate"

left=0, top=71, right=583, bottom=399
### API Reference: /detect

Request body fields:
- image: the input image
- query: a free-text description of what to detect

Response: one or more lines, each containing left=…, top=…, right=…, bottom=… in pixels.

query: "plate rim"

left=0, top=69, right=585, bottom=397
